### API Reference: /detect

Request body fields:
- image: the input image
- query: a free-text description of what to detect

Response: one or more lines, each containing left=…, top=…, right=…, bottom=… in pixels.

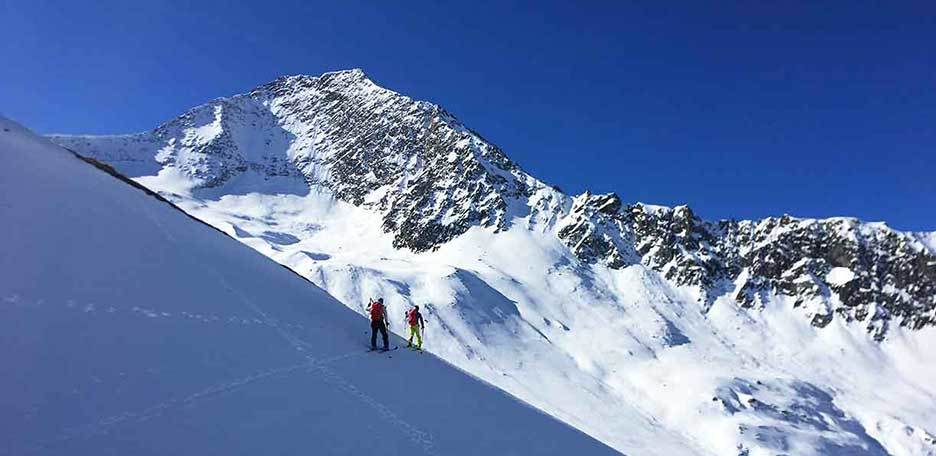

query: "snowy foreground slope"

left=0, top=117, right=615, bottom=455
left=51, top=70, right=936, bottom=456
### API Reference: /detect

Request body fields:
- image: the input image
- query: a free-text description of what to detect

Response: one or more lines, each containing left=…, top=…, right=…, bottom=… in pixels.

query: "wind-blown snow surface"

left=0, top=117, right=615, bottom=455
left=49, top=70, right=936, bottom=455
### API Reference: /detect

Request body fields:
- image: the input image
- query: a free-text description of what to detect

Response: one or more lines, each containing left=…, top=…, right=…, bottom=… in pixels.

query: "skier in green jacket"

left=405, top=304, right=425, bottom=350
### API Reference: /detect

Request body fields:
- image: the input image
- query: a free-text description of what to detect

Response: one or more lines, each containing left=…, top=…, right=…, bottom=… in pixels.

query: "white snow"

left=0, top=117, right=614, bottom=455
left=826, top=267, right=857, bottom=286
left=916, top=232, right=936, bottom=255
left=44, top=69, right=936, bottom=455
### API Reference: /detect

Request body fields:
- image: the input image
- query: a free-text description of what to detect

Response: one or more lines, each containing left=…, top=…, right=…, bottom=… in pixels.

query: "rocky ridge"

left=557, top=192, right=936, bottom=338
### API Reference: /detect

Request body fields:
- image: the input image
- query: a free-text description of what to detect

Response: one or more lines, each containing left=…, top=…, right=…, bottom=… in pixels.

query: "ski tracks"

left=24, top=360, right=310, bottom=454
left=309, top=362, right=437, bottom=455
left=23, top=348, right=434, bottom=455
left=203, top=247, right=437, bottom=454
left=80, top=202, right=439, bottom=455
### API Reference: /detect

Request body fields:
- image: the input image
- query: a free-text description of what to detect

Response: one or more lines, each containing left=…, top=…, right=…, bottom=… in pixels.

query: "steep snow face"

left=49, top=70, right=936, bottom=455
left=0, top=117, right=615, bottom=456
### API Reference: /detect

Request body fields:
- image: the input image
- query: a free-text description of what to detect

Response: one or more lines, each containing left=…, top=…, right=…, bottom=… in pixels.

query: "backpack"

left=407, top=308, right=419, bottom=326
left=369, top=301, right=384, bottom=321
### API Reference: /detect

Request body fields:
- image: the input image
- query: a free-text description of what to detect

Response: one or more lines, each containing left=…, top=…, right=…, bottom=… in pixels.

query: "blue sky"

left=2, top=0, right=933, bottom=230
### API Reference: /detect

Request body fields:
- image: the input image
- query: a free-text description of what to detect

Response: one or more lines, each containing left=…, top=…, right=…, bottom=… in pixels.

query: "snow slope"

left=47, top=70, right=936, bottom=455
left=0, top=117, right=615, bottom=455
left=122, top=182, right=936, bottom=456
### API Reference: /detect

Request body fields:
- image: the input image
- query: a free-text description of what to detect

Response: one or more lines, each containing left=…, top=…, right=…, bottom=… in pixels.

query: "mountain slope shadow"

left=445, top=269, right=549, bottom=345
left=716, top=378, right=889, bottom=455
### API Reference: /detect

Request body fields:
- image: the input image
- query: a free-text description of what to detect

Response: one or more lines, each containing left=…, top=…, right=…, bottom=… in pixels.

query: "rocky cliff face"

left=256, top=70, right=544, bottom=251
left=557, top=192, right=936, bottom=339
left=55, top=69, right=543, bottom=252
left=51, top=69, right=935, bottom=338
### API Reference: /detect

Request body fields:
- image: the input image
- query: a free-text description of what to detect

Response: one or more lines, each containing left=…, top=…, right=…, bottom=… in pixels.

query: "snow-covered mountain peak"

left=258, top=67, right=386, bottom=101
left=51, top=69, right=935, bottom=338
left=314, top=66, right=369, bottom=80
left=52, top=69, right=935, bottom=340
left=54, top=69, right=548, bottom=252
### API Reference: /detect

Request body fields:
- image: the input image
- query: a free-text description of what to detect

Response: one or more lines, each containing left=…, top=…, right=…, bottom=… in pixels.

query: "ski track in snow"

left=210, top=277, right=439, bottom=455
left=309, top=363, right=437, bottom=455
left=151, top=200, right=438, bottom=454
left=25, top=350, right=356, bottom=454
left=20, top=303, right=433, bottom=456
left=1, top=294, right=304, bottom=329
left=25, top=345, right=437, bottom=456
left=28, top=362, right=308, bottom=452
left=19, top=201, right=438, bottom=455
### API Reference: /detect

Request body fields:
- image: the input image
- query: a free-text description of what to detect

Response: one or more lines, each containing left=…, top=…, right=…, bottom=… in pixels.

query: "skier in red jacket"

left=367, top=298, right=390, bottom=351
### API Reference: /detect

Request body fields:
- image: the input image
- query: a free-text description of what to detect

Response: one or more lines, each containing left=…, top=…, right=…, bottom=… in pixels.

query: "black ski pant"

left=371, top=320, right=389, bottom=349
